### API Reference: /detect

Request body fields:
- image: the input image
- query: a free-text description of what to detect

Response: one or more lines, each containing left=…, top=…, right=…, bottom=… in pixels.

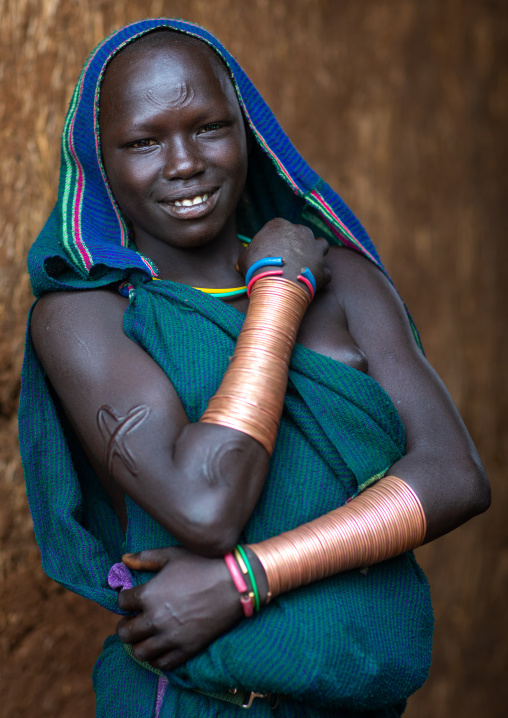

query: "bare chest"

left=229, top=287, right=368, bottom=372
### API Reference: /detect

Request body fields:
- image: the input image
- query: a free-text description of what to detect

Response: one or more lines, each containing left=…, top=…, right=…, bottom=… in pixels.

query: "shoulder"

left=32, top=287, right=128, bottom=325
left=31, top=288, right=128, bottom=336
left=31, top=288, right=129, bottom=370
left=326, top=246, right=399, bottom=305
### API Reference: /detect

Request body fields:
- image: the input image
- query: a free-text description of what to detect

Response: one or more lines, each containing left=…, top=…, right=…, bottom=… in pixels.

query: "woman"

left=19, top=17, right=489, bottom=718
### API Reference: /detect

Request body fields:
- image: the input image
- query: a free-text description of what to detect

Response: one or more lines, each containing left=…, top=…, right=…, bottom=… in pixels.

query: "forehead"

left=100, top=37, right=238, bottom=112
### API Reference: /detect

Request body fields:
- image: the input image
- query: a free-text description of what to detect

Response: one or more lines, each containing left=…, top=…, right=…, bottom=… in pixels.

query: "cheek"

left=217, top=140, right=248, bottom=187
left=108, top=167, right=154, bottom=217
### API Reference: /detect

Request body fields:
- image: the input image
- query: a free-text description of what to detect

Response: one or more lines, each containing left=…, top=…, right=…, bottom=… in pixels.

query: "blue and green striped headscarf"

left=28, top=16, right=388, bottom=298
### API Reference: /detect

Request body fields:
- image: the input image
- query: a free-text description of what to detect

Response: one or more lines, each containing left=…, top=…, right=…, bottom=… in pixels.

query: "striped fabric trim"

left=306, top=190, right=380, bottom=267
left=59, top=19, right=372, bottom=280
left=61, top=33, right=114, bottom=272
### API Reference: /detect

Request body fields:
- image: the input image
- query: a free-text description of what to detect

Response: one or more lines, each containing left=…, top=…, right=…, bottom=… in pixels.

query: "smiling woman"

left=99, top=33, right=249, bottom=265
left=18, top=18, right=489, bottom=718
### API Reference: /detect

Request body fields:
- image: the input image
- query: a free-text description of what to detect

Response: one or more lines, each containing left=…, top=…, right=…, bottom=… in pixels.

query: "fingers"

left=117, top=584, right=144, bottom=612
left=122, top=548, right=176, bottom=572
left=316, top=236, right=330, bottom=255
left=117, top=614, right=154, bottom=644
left=117, top=616, right=187, bottom=669
left=130, top=635, right=177, bottom=664
left=149, top=648, right=189, bottom=671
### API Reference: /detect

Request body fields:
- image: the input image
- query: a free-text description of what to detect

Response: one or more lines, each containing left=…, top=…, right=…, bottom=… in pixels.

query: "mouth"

left=158, top=189, right=219, bottom=220
left=172, top=192, right=211, bottom=207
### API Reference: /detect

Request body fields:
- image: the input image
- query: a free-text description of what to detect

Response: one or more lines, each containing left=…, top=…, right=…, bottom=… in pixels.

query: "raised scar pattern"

left=147, top=82, right=195, bottom=109
left=97, top=404, right=150, bottom=475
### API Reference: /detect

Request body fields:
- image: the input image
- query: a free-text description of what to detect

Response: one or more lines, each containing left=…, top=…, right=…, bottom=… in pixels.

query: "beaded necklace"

left=152, top=234, right=251, bottom=299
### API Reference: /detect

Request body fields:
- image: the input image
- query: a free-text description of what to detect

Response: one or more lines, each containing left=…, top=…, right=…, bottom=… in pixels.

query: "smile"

left=158, top=188, right=220, bottom=220
left=171, top=193, right=210, bottom=207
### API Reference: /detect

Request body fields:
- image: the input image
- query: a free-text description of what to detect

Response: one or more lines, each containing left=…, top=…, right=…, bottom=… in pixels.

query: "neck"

left=134, top=220, right=245, bottom=287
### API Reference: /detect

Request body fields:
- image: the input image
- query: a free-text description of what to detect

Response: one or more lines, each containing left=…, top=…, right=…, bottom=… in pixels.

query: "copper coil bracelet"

left=248, top=475, right=427, bottom=598
left=200, top=277, right=310, bottom=454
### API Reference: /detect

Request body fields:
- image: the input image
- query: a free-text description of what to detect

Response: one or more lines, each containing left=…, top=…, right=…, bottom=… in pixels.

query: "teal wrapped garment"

left=18, top=17, right=432, bottom=717
left=21, top=277, right=432, bottom=715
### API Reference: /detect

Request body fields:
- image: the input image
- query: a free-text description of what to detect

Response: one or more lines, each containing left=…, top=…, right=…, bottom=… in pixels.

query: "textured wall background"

left=1, top=0, right=506, bottom=715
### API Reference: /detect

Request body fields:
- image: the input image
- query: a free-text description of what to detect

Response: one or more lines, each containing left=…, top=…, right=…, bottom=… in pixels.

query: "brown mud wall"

left=1, top=0, right=506, bottom=715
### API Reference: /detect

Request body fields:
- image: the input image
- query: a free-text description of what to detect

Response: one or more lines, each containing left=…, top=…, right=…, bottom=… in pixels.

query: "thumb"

left=122, top=547, right=176, bottom=571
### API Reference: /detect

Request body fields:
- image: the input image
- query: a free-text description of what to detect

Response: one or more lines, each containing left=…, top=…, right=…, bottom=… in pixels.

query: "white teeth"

left=173, top=193, right=209, bottom=207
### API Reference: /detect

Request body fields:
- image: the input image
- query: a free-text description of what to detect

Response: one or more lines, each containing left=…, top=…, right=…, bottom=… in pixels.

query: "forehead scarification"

left=102, top=29, right=233, bottom=91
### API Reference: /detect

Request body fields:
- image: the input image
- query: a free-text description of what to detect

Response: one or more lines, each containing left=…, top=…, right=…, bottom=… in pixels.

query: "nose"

left=162, top=136, right=206, bottom=180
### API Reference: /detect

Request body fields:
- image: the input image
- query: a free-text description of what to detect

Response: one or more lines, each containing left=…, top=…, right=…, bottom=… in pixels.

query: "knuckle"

left=132, top=645, right=146, bottom=661
left=117, top=625, right=129, bottom=642
left=151, top=655, right=170, bottom=670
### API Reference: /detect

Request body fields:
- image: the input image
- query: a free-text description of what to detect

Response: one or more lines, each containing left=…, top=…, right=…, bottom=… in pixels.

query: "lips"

left=157, top=188, right=220, bottom=220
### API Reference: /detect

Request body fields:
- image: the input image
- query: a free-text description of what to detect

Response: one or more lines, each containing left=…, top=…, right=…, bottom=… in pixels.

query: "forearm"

left=247, top=475, right=426, bottom=599
left=382, top=449, right=490, bottom=543
left=138, top=276, right=310, bottom=554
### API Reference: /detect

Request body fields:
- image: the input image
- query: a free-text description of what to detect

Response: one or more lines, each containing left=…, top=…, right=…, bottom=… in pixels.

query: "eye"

left=197, top=122, right=228, bottom=135
left=125, top=138, right=158, bottom=149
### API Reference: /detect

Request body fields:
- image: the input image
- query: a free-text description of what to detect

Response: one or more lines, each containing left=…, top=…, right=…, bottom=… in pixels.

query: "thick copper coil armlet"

left=200, top=277, right=310, bottom=454
left=248, top=475, right=427, bottom=598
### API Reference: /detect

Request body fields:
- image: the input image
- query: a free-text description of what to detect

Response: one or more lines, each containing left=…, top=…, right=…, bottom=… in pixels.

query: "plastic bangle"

left=240, top=594, right=254, bottom=618
left=246, top=269, right=284, bottom=298
left=245, top=257, right=284, bottom=285
left=224, top=553, right=254, bottom=618
left=236, top=545, right=260, bottom=612
left=224, top=552, right=248, bottom=593
left=297, top=268, right=316, bottom=300
left=233, top=546, right=249, bottom=575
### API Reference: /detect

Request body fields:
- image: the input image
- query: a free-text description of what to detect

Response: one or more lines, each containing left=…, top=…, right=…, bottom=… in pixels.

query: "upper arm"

left=30, top=290, right=269, bottom=555
left=31, top=290, right=189, bottom=462
left=328, top=249, right=490, bottom=537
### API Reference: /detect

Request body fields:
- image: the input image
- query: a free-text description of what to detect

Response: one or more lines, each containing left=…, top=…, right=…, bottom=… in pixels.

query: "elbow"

left=167, top=500, right=244, bottom=557
left=468, top=461, right=491, bottom=516
left=452, top=454, right=491, bottom=523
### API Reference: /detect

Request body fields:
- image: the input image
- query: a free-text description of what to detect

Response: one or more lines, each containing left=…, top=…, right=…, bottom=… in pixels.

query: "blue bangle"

left=299, top=267, right=317, bottom=295
left=245, top=257, right=284, bottom=285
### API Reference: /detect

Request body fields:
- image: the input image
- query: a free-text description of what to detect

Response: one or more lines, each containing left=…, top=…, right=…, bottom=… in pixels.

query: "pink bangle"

left=296, top=274, right=315, bottom=300
left=246, top=269, right=284, bottom=297
left=224, top=553, right=254, bottom=617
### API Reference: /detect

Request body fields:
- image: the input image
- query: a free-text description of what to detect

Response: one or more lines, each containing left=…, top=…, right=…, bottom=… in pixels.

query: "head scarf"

left=28, top=17, right=387, bottom=297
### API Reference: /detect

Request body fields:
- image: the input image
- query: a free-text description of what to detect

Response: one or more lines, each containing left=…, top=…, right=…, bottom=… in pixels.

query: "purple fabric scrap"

left=108, top=561, right=134, bottom=591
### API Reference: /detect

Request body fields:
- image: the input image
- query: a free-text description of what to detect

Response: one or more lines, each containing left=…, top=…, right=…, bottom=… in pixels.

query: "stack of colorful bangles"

left=245, top=257, right=317, bottom=300
left=224, top=546, right=265, bottom=618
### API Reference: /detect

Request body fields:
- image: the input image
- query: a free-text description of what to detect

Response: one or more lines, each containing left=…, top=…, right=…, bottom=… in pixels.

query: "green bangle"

left=236, top=544, right=260, bottom=612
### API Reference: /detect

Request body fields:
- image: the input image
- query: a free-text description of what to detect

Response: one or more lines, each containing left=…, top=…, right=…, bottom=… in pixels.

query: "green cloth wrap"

left=20, top=276, right=432, bottom=715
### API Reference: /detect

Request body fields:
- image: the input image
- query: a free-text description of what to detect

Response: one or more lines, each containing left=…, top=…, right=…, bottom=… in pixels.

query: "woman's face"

left=99, top=39, right=249, bottom=256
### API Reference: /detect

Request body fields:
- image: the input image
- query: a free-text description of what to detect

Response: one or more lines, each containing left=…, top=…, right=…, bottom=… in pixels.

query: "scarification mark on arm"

left=203, top=440, right=245, bottom=488
left=97, top=404, right=150, bottom=475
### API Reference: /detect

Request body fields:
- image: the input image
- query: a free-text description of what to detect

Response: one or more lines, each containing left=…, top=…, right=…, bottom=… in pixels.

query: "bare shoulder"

left=30, top=289, right=130, bottom=377
left=326, top=246, right=408, bottom=319
left=31, top=288, right=127, bottom=335
left=326, top=246, right=394, bottom=297
left=31, top=289, right=127, bottom=342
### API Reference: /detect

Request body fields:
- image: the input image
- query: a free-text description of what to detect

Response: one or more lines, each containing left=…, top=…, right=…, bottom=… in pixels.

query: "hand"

left=116, top=547, right=243, bottom=670
left=237, top=218, right=331, bottom=294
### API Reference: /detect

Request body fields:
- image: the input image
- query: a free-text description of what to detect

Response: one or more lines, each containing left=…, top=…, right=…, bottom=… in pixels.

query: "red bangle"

left=296, top=274, right=315, bottom=300
left=224, top=553, right=254, bottom=618
left=246, top=269, right=284, bottom=297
